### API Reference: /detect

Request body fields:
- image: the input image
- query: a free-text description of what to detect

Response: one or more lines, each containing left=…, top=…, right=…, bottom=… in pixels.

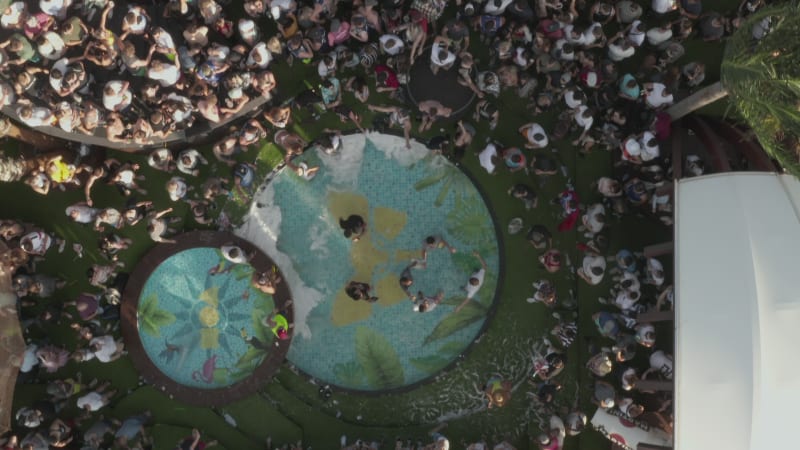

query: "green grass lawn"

left=0, top=0, right=744, bottom=447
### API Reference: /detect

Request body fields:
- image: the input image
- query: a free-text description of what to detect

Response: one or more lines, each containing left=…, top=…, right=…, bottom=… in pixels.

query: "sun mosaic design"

left=137, top=247, right=276, bottom=388
left=238, top=133, right=501, bottom=391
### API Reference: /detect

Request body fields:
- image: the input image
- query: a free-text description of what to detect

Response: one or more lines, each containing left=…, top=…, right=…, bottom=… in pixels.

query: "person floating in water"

left=345, top=281, right=378, bottom=303
left=413, top=290, right=444, bottom=313
left=339, top=214, right=366, bottom=242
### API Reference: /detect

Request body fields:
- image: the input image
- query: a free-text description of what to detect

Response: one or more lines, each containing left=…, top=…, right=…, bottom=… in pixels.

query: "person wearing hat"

left=482, top=376, right=512, bottom=409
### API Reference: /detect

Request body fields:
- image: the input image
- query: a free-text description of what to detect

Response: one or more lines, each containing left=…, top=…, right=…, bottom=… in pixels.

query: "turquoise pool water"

left=251, top=136, right=500, bottom=390
left=137, top=247, right=275, bottom=389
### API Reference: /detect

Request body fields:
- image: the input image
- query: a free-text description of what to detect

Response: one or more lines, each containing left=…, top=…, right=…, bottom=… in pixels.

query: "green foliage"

left=722, top=1, right=800, bottom=176
left=332, top=360, right=366, bottom=387
left=233, top=347, right=267, bottom=371
left=354, top=327, right=405, bottom=389
left=139, top=294, right=176, bottom=338
left=423, top=300, right=487, bottom=345
left=446, top=194, right=494, bottom=248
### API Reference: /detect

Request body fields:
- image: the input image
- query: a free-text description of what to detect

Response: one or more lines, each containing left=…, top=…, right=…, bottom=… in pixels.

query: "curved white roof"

left=675, top=173, right=800, bottom=450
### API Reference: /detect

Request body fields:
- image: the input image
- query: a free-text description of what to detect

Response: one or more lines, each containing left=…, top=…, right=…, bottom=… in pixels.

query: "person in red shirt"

left=374, top=64, right=399, bottom=92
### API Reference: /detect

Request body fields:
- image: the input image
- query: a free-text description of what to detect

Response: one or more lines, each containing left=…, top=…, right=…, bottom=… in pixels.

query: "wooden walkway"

left=1, top=94, right=271, bottom=153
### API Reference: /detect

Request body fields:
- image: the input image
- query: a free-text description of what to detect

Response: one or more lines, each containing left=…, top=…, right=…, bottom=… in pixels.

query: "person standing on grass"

left=454, top=251, right=487, bottom=313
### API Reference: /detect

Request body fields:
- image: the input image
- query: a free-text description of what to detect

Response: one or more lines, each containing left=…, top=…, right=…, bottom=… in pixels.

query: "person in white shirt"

left=607, top=36, right=635, bottom=61
left=148, top=59, right=181, bottom=87
left=621, top=136, right=643, bottom=163
left=651, top=0, right=676, bottom=14
left=1, top=2, right=26, bottom=29
left=122, top=6, right=149, bottom=35
left=455, top=252, right=488, bottom=312
left=166, top=177, right=189, bottom=202
left=479, top=143, right=498, bottom=174
left=412, top=290, right=444, bottom=313
left=564, top=88, right=586, bottom=110
left=40, top=0, right=70, bottom=20
left=102, top=80, right=132, bottom=111
left=246, top=42, right=272, bottom=69
left=572, top=105, right=594, bottom=145
left=581, top=203, right=606, bottom=236
left=643, top=82, right=673, bottom=108
left=582, top=23, right=605, bottom=47
left=220, top=244, right=250, bottom=264
left=578, top=253, right=606, bottom=285
left=152, top=27, right=176, bottom=55
left=626, top=20, right=646, bottom=47
left=430, top=35, right=456, bottom=75
left=237, top=18, right=259, bottom=46
left=649, top=349, right=674, bottom=380
left=564, top=25, right=588, bottom=46
left=87, top=335, right=124, bottom=363
left=638, top=131, right=660, bottom=162
left=76, top=382, right=115, bottom=412
left=483, top=0, right=514, bottom=15
left=317, top=54, right=337, bottom=78
left=614, top=271, right=641, bottom=295
left=644, top=257, right=665, bottom=286
left=177, top=149, right=208, bottom=176
left=16, top=104, right=53, bottom=127
left=552, top=39, right=575, bottom=61
left=37, top=31, right=65, bottom=60
left=519, top=122, right=549, bottom=149
left=378, top=34, right=404, bottom=55
left=646, top=23, right=672, bottom=46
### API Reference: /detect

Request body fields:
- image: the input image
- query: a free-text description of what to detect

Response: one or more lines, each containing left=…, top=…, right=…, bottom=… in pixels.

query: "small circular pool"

left=121, top=232, right=292, bottom=405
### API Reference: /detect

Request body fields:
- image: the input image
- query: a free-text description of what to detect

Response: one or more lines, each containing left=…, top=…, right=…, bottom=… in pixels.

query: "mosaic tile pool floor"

left=238, top=133, right=500, bottom=391
left=137, top=247, right=276, bottom=389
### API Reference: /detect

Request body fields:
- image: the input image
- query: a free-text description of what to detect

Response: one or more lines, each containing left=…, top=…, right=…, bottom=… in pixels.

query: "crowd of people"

left=0, top=0, right=770, bottom=446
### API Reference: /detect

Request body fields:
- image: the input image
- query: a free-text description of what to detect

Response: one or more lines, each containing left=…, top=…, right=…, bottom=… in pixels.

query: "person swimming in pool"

left=345, top=281, right=378, bottom=303
left=399, top=260, right=423, bottom=301
left=413, top=290, right=444, bottom=313
left=339, top=214, right=366, bottom=242
left=421, top=235, right=456, bottom=262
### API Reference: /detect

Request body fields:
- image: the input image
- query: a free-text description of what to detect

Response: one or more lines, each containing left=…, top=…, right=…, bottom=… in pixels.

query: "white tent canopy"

left=675, top=173, right=800, bottom=450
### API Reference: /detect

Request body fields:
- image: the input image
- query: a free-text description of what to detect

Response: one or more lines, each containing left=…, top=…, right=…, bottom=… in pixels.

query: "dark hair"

left=621, top=254, right=634, bottom=267
left=425, top=236, right=435, bottom=244
left=591, top=266, right=604, bottom=276
left=533, top=133, right=545, bottom=141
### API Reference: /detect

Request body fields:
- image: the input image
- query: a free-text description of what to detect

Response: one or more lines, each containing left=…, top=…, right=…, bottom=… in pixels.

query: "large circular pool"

left=238, top=133, right=502, bottom=391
